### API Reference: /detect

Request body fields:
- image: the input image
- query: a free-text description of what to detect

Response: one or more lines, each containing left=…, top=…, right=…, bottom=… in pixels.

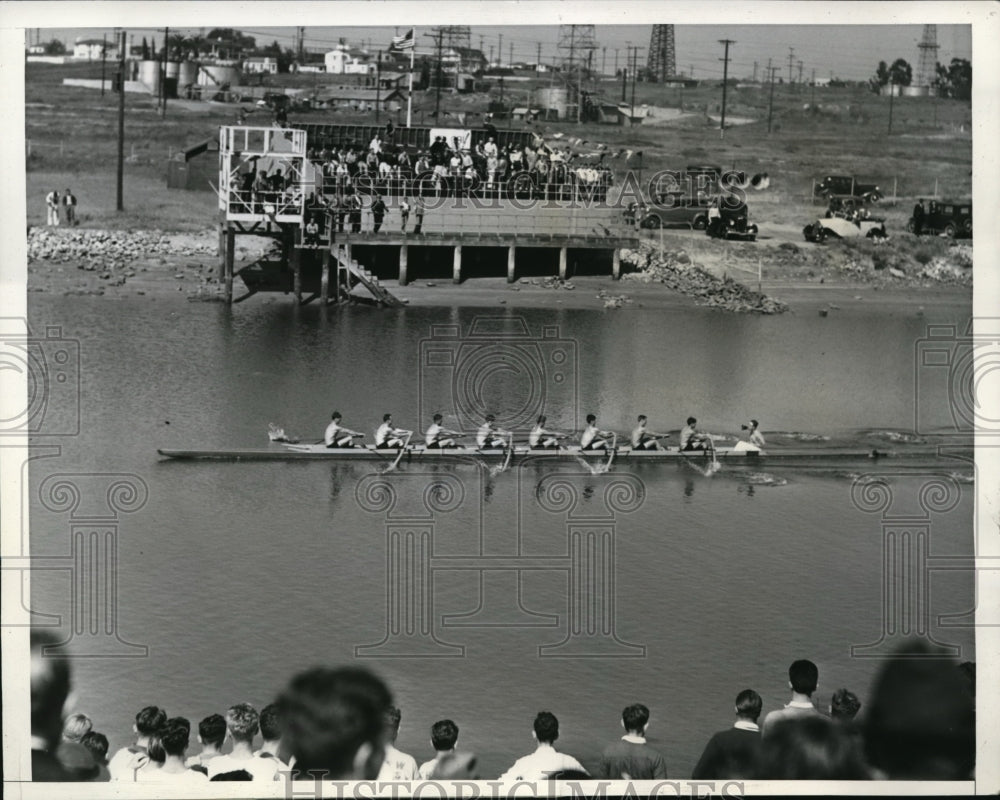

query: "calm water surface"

left=27, top=296, right=974, bottom=778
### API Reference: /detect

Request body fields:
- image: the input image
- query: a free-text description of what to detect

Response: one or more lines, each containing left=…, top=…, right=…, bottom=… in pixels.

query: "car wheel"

left=693, top=216, right=707, bottom=231
left=905, top=219, right=915, bottom=233
left=944, top=223, right=957, bottom=239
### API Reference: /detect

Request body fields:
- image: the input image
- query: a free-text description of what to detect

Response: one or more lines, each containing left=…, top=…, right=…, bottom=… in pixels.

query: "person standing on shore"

left=599, top=703, right=668, bottom=779
left=498, top=711, right=587, bottom=781
left=912, top=199, right=925, bottom=235
left=690, top=689, right=763, bottom=780
left=413, top=196, right=426, bottom=235
left=760, top=659, right=824, bottom=737
left=62, top=189, right=78, bottom=226
left=45, top=190, right=60, bottom=226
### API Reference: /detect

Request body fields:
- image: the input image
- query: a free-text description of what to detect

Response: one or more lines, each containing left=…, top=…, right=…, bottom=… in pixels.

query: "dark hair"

left=533, top=711, right=559, bottom=744
left=537, top=415, right=546, bottom=424
left=830, top=689, right=861, bottom=721
left=586, top=414, right=596, bottom=424
left=757, top=717, right=869, bottom=779
left=637, top=415, right=646, bottom=422
left=135, top=706, right=168, bottom=737
left=199, top=714, right=227, bottom=748
left=433, top=414, right=443, bottom=422
left=621, top=704, right=649, bottom=733
left=687, top=417, right=697, bottom=425
left=431, top=719, right=459, bottom=751
left=146, top=732, right=166, bottom=765
left=160, top=717, right=192, bottom=757
left=332, top=412, right=342, bottom=420
left=383, top=414, right=392, bottom=422
left=211, top=769, right=253, bottom=780
left=735, top=689, right=763, bottom=721
left=80, top=731, right=109, bottom=764
left=279, top=666, right=392, bottom=779
left=789, top=660, right=819, bottom=695
left=384, top=706, right=402, bottom=735
left=226, top=703, right=260, bottom=743
left=485, top=414, right=495, bottom=422
left=260, top=703, right=282, bottom=742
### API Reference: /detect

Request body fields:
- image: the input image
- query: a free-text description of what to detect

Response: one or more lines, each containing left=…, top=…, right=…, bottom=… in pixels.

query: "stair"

left=334, top=249, right=405, bottom=307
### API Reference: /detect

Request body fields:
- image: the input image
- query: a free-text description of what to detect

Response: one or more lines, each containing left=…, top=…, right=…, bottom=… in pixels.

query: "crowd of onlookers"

left=30, top=629, right=975, bottom=784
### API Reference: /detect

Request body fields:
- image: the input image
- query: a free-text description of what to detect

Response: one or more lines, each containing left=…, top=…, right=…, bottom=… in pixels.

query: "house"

left=244, top=56, right=279, bottom=74
left=27, top=44, right=46, bottom=55
left=73, top=38, right=115, bottom=60
left=511, top=107, right=542, bottom=121
left=315, top=87, right=406, bottom=112
left=597, top=103, right=628, bottom=125
left=324, top=44, right=373, bottom=75
left=166, top=137, right=220, bottom=192
left=442, top=46, right=487, bottom=73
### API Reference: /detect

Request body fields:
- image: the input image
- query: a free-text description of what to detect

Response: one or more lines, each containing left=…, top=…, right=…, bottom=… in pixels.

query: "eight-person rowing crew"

left=324, top=412, right=765, bottom=452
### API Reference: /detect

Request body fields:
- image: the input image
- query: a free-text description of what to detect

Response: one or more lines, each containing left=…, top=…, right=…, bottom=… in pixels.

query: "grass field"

left=24, top=62, right=971, bottom=231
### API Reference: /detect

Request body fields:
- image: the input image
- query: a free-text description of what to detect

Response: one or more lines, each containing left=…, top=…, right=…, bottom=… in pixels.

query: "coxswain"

left=375, top=414, right=411, bottom=449
left=741, top=419, right=766, bottom=448
left=476, top=414, right=509, bottom=449
left=581, top=414, right=614, bottom=451
left=679, top=416, right=715, bottom=454
left=324, top=411, right=365, bottom=448
left=529, top=415, right=566, bottom=449
left=631, top=415, right=665, bottom=450
left=425, top=414, right=461, bottom=448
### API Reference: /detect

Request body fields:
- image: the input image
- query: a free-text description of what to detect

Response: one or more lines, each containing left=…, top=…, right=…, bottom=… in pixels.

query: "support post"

left=224, top=224, right=235, bottom=304
left=507, top=245, right=516, bottom=283
left=453, top=244, right=462, bottom=284
left=321, top=249, right=330, bottom=304
left=612, top=248, right=621, bottom=280
left=292, top=228, right=302, bottom=304
left=558, top=246, right=567, bottom=280
left=399, top=244, right=409, bottom=286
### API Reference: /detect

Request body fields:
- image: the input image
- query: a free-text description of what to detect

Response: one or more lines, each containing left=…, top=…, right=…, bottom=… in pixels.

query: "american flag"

left=391, top=29, right=414, bottom=51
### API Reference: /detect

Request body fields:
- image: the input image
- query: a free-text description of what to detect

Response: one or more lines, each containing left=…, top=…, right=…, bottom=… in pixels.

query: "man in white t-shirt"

left=499, top=711, right=588, bottom=781
left=207, top=703, right=278, bottom=781
left=377, top=706, right=419, bottom=781
left=254, top=703, right=290, bottom=774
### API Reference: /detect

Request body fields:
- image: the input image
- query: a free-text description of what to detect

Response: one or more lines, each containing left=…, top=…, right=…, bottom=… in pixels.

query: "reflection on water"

left=25, top=296, right=974, bottom=778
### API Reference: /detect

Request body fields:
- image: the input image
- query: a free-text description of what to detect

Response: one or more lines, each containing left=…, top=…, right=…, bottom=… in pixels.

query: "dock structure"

left=218, top=124, right=639, bottom=306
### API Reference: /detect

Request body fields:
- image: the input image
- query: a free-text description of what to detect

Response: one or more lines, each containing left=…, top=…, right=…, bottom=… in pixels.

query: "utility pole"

left=116, top=30, right=126, bottom=212
left=629, top=45, right=638, bottom=126
left=489, top=45, right=494, bottom=66
left=787, top=47, right=795, bottom=84
left=375, top=50, right=382, bottom=123
left=602, top=46, right=606, bottom=75
left=537, top=42, right=542, bottom=73
left=510, top=42, right=514, bottom=69
left=797, top=60, right=803, bottom=84
left=767, top=66, right=778, bottom=133
left=719, top=39, right=734, bottom=136
left=101, top=34, right=107, bottom=96
left=811, top=68, right=816, bottom=105
left=752, top=60, right=757, bottom=83
left=621, top=63, right=627, bottom=102
left=887, top=78, right=894, bottom=135
left=614, top=48, right=619, bottom=75
left=161, top=26, right=168, bottom=118
left=498, top=34, right=503, bottom=67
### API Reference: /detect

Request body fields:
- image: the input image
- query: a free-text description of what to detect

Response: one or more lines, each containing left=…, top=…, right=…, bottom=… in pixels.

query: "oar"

left=388, top=431, right=412, bottom=471
left=500, top=431, right=514, bottom=473
left=604, top=432, right=618, bottom=470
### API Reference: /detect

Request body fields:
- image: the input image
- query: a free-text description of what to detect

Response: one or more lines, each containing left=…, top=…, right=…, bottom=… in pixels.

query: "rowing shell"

left=156, top=443, right=971, bottom=465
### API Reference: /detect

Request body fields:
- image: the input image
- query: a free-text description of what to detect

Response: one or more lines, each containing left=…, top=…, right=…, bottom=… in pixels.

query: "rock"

left=888, top=267, right=906, bottom=278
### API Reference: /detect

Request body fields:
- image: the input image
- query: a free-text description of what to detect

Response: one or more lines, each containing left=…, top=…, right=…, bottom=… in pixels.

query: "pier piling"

left=507, top=245, right=516, bottom=283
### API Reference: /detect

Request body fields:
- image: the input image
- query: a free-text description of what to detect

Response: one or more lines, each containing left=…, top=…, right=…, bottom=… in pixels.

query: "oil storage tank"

left=138, top=60, right=161, bottom=95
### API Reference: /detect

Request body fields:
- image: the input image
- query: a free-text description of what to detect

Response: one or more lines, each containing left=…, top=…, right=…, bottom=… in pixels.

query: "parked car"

left=803, top=216, right=887, bottom=243
left=816, top=175, right=882, bottom=203
left=640, top=194, right=713, bottom=230
left=905, top=199, right=972, bottom=239
left=706, top=199, right=758, bottom=241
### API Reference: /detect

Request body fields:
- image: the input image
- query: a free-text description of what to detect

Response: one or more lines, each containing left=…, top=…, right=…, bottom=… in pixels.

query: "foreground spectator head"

left=226, top=703, right=259, bottom=744
left=279, top=666, right=392, bottom=780
left=30, top=628, right=71, bottom=751
left=735, top=689, right=763, bottom=723
left=830, top=689, right=861, bottom=721
left=757, top=716, right=869, bottom=780
left=533, top=711, right=559, bottom=745
left=384, top=706, right=402, bottom=744
left=62, top=712, right=93, bottom=743
left=260, top=703, right=283, bottom=744
left=160, top=717, right=192, bottom=758
left=863, top=640, right=975, bottom=779
left=81, top=731, right=109, bottom=765
left=621, top=703, right=650, bottom=735
left=788, top=659, right=819, bottom=696
left=431, top=719, right=459, bottom=752
left=198, top=714, right=227, bottom=749
left=135, top=706, right=167, bottom=738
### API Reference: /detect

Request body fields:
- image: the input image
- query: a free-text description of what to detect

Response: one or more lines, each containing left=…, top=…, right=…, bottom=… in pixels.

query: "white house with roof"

left=73, top=37, right=115, bottom=60
left=325, top=44, right=373, bottom=75
left=244, top=56, right=278, bottom=74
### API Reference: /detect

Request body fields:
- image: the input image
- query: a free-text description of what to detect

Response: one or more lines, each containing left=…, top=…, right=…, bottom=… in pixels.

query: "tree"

left=43, top=39, right=66, bottom=55
left=935, top=58, right=971, bottom=100
left=419, top=60, right=431, bottom=90
left=141, top=37, right=149, bottom=60
left=889, top=58, right=912, bottom=87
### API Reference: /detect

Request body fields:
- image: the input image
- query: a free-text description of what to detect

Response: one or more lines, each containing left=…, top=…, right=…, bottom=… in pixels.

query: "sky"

left=15, top=4, right=972, bottom=84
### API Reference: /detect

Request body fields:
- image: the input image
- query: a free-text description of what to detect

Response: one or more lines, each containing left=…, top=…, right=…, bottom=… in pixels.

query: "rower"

left=631, top=415, right=665, bottom=451
left=324, top=411, right=365, bottom=449
left=581, top=414, right=614, bottom=451
left=529, top=415, right=566, bottom=449
left=425, top=414, right=461, bottom=448
left=680, top=416, right=715, bottom=454
left=476, top=414, right=509, bottom=449
left=375, top=414, right=411, bottom=449
left=741, top=419, right=766, bottom=448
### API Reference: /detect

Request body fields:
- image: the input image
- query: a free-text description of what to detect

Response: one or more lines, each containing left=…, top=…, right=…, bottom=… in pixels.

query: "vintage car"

left=905, top=199, right=972, bottom=239
left=640, top=194, right=713, bottom=229
left=706, top=199, right=758, bottom=241
left=803, top=215, right=887, bottom=243
left=816, top=175, right=882, bottom=203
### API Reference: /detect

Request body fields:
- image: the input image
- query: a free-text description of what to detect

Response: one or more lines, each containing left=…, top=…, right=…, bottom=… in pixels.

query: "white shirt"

left=376, top=422, right=394, bottom=446
left=324, top=420, right=344, bottom=446
left=631, top=425, right=647, bottom=447
left=206, top=752, right=278, bottom=781
left=136, top=766, right=210, bottom=784
left=581, top=424, right=599, bottom=448
left=425, top=423, right=444, bottom=446
left=499, top=743, right=586, bottom=781
left=477, top=423, right=498, bottom=447
left=529, top=425, right=546, bottom=448
left=377, top=744, right=419, bottom=781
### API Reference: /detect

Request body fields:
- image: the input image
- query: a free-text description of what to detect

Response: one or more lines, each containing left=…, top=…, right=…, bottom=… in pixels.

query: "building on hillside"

left=325, top=44, right=374, bottom=75
left=73, top=38, right=115, bottom=60
left=244, top=56, right=279, bottom=74
left=315, top=87, right=406, bottom=112
left=442, top=46, right=487, bottom=73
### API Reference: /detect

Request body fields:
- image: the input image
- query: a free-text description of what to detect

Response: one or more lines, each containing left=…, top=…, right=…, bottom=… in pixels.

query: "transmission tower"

left=436, top=26, right=471, bottom=53
left=647, top=25, right=676, bottom=82
left=558, top=25, right=598, bottom=122
left=916, top=24, right=939, bottom=89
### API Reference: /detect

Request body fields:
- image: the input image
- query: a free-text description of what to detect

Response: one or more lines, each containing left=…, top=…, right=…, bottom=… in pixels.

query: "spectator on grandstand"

left=377, top=706, right=419, bottom=781
left=81, top=732, right=109, bottom=768
left=304, top=216, right=320, bottom=246
left=498, top=711, right=587, bottom=781
left=756, top=716, right=869, bottom=780
left=54, top=711, right=109, bottom=780
left=255, top=703, right=289, bottom=772
left=131, top=727, right=166, bottom=781
left=371, top=195, right=388, bottom=233
left=279, top=666, right=392, bottom=780
left=599, top=703, right=668, bottom=780
left=863, top=640, right=975, bottom=780
left=206, top=703, right=276, bottom=781
left=185, top=713, right=227, bottom=775
left=61, top=712, right=92, bottom=743
left=830, top=689, right=862, bottom=722
left=691, top=689, right=764, bottom=780
left=138, top=717, right=208, bottom=784
left=419, top=719, right=463, bottom=779
left=107, top=705, right=167, bottom=780
left=761, top=659, right=824, bottom=736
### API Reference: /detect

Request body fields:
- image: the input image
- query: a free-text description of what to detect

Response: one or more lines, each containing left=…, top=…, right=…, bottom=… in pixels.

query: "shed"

left=166, top=136, right=220, bottom=191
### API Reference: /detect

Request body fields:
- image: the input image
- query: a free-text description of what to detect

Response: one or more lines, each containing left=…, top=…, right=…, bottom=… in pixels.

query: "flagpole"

left=407, top=31, right=415, bottom=127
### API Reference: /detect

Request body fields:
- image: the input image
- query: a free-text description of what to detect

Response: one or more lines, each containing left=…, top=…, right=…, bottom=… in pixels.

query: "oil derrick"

left=558, top=25, right=599, bottom=122
left=647, top=24, right=676, bottom=82
left=916, top=24, right=939, bottom=90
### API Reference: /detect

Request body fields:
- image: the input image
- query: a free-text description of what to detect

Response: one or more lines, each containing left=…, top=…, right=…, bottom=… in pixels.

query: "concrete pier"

left=507, top=246, right=516, bottom=283
left=453, top=245, right=462, bottom=284
left=399, top=244, right=409, bottom=286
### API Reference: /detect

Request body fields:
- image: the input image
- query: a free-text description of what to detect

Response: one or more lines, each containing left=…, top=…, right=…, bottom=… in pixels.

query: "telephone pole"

left=797, top=60, right=803, bottom=85
left=116, top=30, right=126, bottom=211
left=101, top=33, right=107, bottom=96
left=888, top=78, right=894, bottom=135
left=718, top=39, right=734, bottom=136
left=498, top=33, right=503, bottom=67
left=161, top=26, right=169, bottom=117
left=787, top=47, right=795, bottom=83
left=767, top=66, right=779, bottom=133
left=630, top=45, right=639, bottom=126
